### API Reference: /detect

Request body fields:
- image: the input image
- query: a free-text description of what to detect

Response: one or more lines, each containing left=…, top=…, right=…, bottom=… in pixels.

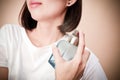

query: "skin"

left=0, top=0, right=90, bottom=80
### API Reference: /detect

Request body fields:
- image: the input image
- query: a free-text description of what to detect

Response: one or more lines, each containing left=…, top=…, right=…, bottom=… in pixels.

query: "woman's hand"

left=52, top=32, right=90, bottom=80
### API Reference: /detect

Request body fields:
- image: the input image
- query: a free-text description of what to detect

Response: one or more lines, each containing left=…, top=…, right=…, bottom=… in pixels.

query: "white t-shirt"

left=0, top=24, right=107, bottom=80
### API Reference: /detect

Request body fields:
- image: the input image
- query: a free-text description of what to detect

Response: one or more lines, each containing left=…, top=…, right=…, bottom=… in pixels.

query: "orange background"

left=0, top=0, right=119, bottom=80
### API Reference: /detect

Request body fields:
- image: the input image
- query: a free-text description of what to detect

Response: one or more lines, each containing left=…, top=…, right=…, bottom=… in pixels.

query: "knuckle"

left=83, top=43, right=85, bottom=48
left=81, top=63, right=86, bottom=69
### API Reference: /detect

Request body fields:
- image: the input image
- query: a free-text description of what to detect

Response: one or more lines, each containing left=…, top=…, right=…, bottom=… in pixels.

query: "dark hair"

left=19, top=0, right=82, bottom=34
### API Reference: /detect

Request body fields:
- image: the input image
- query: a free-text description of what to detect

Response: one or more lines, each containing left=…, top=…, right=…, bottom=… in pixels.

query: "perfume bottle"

left=48, top=30, right=79, bottom=68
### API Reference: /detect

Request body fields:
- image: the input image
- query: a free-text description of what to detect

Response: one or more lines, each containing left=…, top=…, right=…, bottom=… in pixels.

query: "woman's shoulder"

left=82, top=48, right=107, bottom=80
left=85, top=47, right=99, bottom=66
left=0, top=24, right=24, bottom=32
left=0, top=24, right=25, bottom=42
left=0, top=24, right=24, bottom=36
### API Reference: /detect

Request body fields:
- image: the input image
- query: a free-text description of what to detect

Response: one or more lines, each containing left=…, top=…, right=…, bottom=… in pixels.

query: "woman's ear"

left=66, top=0, right=77, bottom=7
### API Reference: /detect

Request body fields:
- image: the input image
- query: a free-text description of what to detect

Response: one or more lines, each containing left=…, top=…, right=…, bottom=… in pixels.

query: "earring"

left=67, top=0, right=71, bottom=6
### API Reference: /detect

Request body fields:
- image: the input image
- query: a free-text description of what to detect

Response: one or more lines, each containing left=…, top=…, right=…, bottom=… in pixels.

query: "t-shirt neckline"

left=22, top=28, right=66, bottom=50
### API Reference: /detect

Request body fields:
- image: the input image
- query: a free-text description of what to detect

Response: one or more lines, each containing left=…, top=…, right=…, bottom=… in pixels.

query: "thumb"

left=52, top=45, right=64, bottom=63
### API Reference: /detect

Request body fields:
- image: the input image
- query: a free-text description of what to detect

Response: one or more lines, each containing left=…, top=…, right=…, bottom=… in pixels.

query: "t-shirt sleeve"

left=81, top=48, right=108, bottom=80
left=0, top=25, right=8, bottom=67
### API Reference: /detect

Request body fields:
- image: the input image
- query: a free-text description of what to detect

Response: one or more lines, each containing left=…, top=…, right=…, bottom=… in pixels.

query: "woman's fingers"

left=52, top=45, right=64, bottom=63
left=73, top=31, right=85, bottom=63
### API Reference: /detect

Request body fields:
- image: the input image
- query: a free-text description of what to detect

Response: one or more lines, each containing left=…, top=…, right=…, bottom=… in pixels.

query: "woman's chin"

left=30, top=12, right=43, bottom=21
left=31, top=15, right=52, bottom=22
left=31, top=15, right=42, bottom=21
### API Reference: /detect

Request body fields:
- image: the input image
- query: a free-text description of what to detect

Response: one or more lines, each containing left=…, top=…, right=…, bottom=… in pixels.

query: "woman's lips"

left=30, top=1, right=42, bottom=8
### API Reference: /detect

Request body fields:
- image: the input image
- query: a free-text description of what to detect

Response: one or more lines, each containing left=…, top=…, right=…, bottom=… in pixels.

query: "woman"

left=0, top=0, right=107, bottom=80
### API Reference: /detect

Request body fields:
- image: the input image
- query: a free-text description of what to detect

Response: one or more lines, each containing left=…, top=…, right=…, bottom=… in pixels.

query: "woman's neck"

left=26, top=21, right=64, bottom=47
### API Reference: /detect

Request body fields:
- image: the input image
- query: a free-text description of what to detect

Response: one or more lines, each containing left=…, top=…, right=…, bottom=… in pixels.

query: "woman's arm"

left=0, top=67, right=8, bottom=80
